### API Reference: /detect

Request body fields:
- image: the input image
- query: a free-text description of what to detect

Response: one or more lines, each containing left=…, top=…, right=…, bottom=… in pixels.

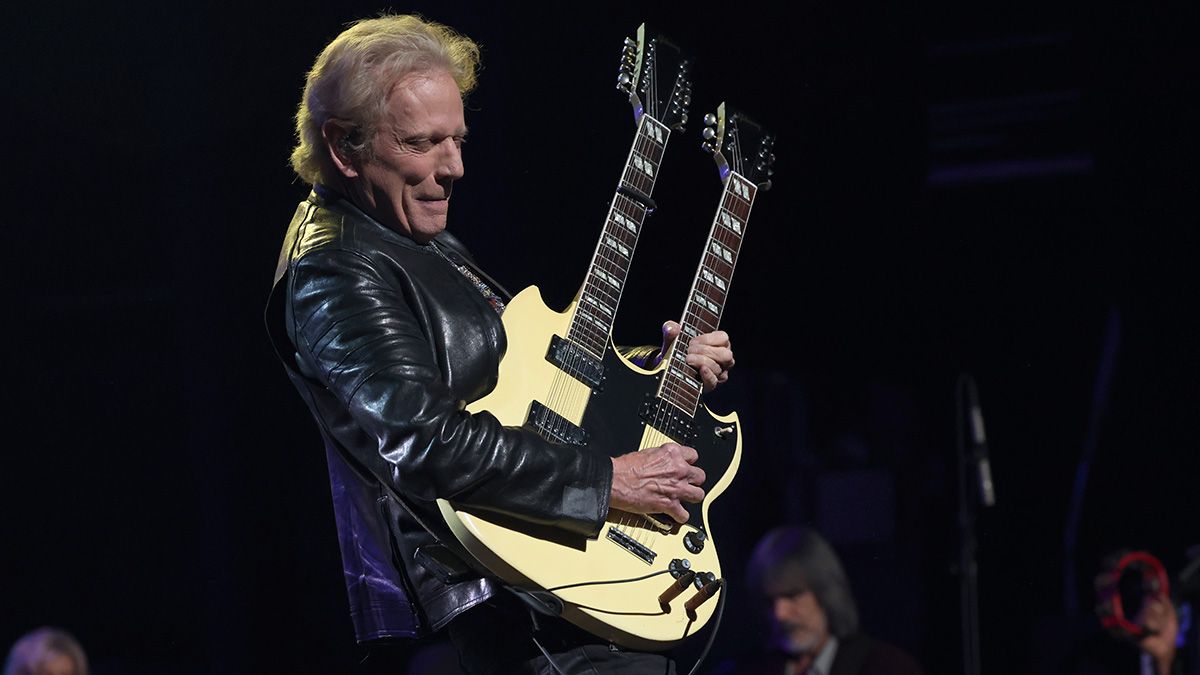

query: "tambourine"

left=1094, top=549, right=1171, bottom=640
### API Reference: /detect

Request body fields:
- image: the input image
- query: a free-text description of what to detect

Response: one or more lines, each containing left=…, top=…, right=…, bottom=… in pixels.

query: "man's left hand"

left=659, top=321, right=735, bottom=392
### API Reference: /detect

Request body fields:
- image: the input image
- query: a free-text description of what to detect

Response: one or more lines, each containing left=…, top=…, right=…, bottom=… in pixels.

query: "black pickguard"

left=577, top=346, right=739, bottom=527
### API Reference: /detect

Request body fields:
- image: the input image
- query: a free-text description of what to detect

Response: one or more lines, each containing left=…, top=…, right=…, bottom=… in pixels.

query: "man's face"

left=37, top=653, right=81, bottom=675
left=770, top=588, right=830, bottom=654
left=353, top=69, right=466, bottom=243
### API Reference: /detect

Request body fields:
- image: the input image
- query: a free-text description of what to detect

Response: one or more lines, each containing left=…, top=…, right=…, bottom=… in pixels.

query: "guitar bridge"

left=606, top=527, right=657, bottom=565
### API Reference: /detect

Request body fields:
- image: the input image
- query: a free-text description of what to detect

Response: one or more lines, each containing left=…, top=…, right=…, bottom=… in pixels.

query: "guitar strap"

left=433, top=229, right=515, bottom=305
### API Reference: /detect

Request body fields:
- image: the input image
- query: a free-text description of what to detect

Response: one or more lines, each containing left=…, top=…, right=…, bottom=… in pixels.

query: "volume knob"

left=684, top=529, right=707, bottom=554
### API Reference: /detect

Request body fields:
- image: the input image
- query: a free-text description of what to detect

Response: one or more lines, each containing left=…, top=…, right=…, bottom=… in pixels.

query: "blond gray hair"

left=291, top=14, right=480, bottom=185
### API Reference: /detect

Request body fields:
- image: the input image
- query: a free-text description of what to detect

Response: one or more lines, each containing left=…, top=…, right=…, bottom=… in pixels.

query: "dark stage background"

left=5, top=2, right=1198, bottom=674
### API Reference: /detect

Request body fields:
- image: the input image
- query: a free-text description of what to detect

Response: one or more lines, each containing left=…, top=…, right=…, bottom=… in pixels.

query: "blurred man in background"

left=715, top=525, right=923, bottom=675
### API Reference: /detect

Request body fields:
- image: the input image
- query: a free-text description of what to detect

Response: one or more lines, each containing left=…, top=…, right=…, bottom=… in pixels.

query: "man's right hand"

left=609, top=443, right=706, bottom=524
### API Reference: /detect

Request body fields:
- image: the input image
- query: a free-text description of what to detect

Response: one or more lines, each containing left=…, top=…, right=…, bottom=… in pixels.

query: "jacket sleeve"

left=287, top=246, right=612, bottom=536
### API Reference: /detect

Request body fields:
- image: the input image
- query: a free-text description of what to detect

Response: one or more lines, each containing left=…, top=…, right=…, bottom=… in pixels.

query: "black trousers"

left=445, top=592, right=677, bottom=675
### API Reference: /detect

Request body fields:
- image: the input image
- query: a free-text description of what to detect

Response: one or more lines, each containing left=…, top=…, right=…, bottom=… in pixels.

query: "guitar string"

left=547, top=112, right=670, bottom=537
left=545, top=567, right=672, bottom=593
left=546, top=125, right=652, bottom=450
left=611, top=424, right=662, bottom=547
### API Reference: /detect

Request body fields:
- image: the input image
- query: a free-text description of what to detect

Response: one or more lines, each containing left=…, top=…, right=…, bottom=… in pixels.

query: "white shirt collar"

left=811, top=635, right=840, bottom=675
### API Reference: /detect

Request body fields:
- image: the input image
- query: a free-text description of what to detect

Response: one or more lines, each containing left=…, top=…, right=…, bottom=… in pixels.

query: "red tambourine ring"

left=1094, top=549, right=1171, bottom=640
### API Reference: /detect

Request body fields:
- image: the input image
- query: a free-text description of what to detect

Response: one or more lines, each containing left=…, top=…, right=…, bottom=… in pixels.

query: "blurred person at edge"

left=713, top=526, right=923, bottom=675
left=3, top=627, right=88, bottom=675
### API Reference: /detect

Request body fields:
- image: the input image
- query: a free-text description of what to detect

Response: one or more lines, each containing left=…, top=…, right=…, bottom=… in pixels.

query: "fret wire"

left=567, top=316, right=606, bottom=357
left=683, top=315, right=717, bottom=337
left=604, top=218, right=640, bottom=247
left=600, top=233, right=634, bottom=261
left=693, top=291, right=728, bottom=314
left=714, top=229, right=743, bottom=252
left=706, top=238, right=737, bottom=262
left=698, top=258, right=733, bottom=284
left=661, top=386, right=699, bottom=414
left=662, top=353, right=705, bottom=389
left=667, top=370, right=703, bottom=395
left=584, top=267, right=625, bottom=294
left=595, top=247, right=629, bottom=274
left=629, top=149, right=660, bottom=176
left=595, top=263, right=626, bottom=285
left=723, top=195, right=752, bottom=220
left=654, top=394, right=694, bottom=421
left=695, top=257, right=732, bottom=289
left=613, top=195, right=648, bottom=222
left=660, top=385, right=686, bottom=405
left=579, top=288, right=616, bottom=318
left=705, top=252, right=738, bottom=278
left=684, top=299, right=719, bottom=324
left=715, top=207, right=747, bottom=238
left=686, top=303, right=720, bottom=327
left=726, top=184, right=754, bottom=208
left=581, top=281, right=621, bottom=309
left=621, top=167, right=654, bottom=195
left=725, top=177, right=756, bottom=207
left=694, top=282, right=728, bottom=307
left=582, top=283, right=620, bottom=310
left=703, top=254, right=735, bottom=279
left=575, top=292, right=614, bottom=325
left=634, top=131, right=664, bottom=160
left=664, top=377, right=694, bottom=396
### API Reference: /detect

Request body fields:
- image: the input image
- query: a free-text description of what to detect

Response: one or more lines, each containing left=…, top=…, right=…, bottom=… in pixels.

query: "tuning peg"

left=701, top=127, right=716, bottom=141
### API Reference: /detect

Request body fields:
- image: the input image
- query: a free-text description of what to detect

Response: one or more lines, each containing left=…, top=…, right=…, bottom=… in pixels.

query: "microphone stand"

left=957, top=373, right=995, bottom=675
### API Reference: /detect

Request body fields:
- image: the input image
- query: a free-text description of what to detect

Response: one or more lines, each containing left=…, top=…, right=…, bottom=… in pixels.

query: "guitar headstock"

left=616, top=24, right=693, bottom=131
left=701, top=103, right=776, bottom=190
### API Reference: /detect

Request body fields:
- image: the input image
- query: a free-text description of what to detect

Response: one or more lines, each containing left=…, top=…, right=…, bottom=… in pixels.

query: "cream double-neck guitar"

left=437, top=27, right=775, bottom=650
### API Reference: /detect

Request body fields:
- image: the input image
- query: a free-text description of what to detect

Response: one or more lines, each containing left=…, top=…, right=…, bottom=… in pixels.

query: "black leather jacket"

left=265, top=189, right=614, bottom=640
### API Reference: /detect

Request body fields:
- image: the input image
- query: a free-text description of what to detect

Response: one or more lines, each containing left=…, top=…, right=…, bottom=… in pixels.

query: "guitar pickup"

left=546, top=335, right=605, bottom=390
left=527, top=401, right=589, bottom=446
left=639, top=397, right=698, bottom=444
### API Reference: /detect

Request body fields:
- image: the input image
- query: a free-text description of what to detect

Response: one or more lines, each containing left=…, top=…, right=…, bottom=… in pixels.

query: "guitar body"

left=437, top=285, right=742, bottom=650
left=431, top=28, right=765, bottom=649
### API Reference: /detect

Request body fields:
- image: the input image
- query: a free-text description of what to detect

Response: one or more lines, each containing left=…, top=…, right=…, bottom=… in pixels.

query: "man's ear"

left=322, top=120, right=360, bottom=179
